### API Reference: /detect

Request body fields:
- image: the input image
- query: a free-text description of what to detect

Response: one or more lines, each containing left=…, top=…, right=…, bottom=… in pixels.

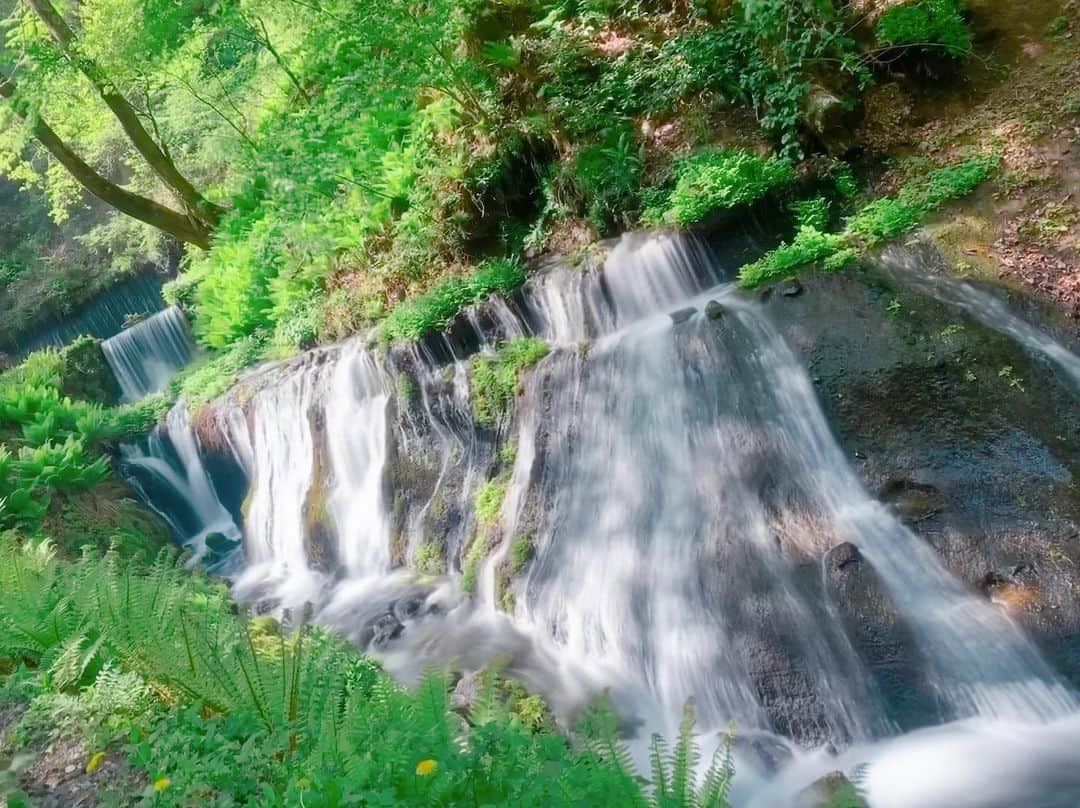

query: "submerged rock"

left=670, top=306, right=696, bottom=324
left=204, top=532, right=240, bottom=556
left=796, top=770, right=868, bottom=808
left=705, top=300, right=726, bottom=320
left=780, top=278, right=804, bottom=298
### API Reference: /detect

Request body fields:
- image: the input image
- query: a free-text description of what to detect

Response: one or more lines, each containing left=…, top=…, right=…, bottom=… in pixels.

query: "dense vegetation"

left=0, top=534, right=746, bottom=806
left=0, top=0, right=997, bottom=801
left=1, top=0, right=980, bottom=358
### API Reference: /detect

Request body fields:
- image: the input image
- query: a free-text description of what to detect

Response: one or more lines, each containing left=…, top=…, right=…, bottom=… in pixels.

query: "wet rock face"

left=762, top=261, right=1080, bottom=688
left=823, top=542, right=939, bottom=728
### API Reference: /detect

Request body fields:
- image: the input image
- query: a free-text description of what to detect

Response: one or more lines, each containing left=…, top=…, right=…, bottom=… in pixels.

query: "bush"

left=380, top=258, right=527, bottom=343
left=875, top=0, right=972, bottom=58
left=643, top=150, right=795, bottom=228
left=738, top=155, right=996, bottom=288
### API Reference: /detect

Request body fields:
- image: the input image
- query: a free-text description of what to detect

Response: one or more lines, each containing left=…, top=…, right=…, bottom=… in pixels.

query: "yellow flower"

left=154, top=777, right=172, bottom=792
left=415, top=759, right=438, bottom=777
left=85, top=752, right=106, bottom=774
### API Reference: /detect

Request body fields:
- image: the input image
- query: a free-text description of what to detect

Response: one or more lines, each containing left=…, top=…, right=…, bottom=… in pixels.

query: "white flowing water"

left=6, top=273, right=166, bottom=359
left=102, top=306, right=197, bottom=401
left=879, top=244, right=1080, bottom=395
left=122, top=231, right=1080, bottom=805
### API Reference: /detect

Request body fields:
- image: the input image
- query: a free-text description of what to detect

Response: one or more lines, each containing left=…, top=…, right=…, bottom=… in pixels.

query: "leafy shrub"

left=875, top=0, right=972, bottom=58
left=738, top=155, right=995, bottom=288
left=557, top=127, right=644, bottom=235
left=791, top=197, right=830, bottom=231
left=739, top=226, right=852, bottom=288
left=644, top=150, right=795, bottom=228
left=380, top=259, right=527, bottom=343
left=469, top=337, right=550, bottom=425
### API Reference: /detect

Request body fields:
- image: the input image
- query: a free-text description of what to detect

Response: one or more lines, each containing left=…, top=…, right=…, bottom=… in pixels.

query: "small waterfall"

left=121, top=230, right=1080, bottom=804
left=102, top=306, right=196, bottom=401
left=120, top=406, right=242, bottom=566
left=879, top=244, right=1080, bottom=394
left=6, top=273, right=166, bottom=359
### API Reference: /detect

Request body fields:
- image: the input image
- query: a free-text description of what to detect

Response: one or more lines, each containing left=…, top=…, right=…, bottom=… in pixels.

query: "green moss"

left=738, top=156, right=996, bottom=289
left=415, top=540, right=446, bottom=576
left=396, top=375, right=418, bottom=406
left=379, top=258, right=527, bottom=343
left=876, top=0, right=972, bottom=58
left=643, top=150, right=795, bottom=228
left=475, top=479, right=507, bottom=528
left=508, top=534, right=534, bottom=576
left=469, top=337, right=549, bottom=425
left=461, top=533, right=490, bottom=596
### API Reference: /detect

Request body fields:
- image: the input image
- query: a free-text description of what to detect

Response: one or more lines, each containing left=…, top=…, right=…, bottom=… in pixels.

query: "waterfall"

left=102, top=306, right=197, bottom=401
left=122, top=230, right=1080, bottom=805
left=878, top=244, right=1080, bottom=394
left=5, top=273, right=166, bottom=359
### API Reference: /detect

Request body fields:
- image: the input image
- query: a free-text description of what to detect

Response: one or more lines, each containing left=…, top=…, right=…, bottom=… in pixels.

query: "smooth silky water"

left=101, top=305, right=197, bottom=402
left=120, top=231, right=1080, bottom=806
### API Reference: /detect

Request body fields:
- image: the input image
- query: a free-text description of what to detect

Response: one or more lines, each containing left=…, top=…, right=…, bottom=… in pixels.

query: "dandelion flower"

left=154, top=777, right=172, bottom=792
left=415, top=759, right=438, bottom=776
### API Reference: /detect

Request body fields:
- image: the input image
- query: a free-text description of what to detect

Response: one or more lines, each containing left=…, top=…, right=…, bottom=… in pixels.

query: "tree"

left=0, top=0, right=223, bottom=246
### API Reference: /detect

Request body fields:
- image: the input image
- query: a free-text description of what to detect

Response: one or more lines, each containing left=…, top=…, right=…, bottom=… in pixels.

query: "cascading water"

left=5, top=273, right=167, bottom=359
left=122, top=230, right=1080, bottom=805
left=102, top=306, right=197, bottom=401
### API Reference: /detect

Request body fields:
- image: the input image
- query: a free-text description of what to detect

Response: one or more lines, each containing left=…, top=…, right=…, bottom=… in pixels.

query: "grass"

left=738, top=155, right=997, bottom=288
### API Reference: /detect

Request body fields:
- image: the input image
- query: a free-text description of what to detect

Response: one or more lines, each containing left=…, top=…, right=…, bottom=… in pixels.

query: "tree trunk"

left=0, top=77, right=212, bottom=248
left=22, top=0, right=224, bottom=231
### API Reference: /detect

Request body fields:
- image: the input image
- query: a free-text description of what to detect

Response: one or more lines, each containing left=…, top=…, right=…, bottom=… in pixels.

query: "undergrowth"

left=380, top=259, right=527, bottom=343
left=739, top=155, right=996, bottom=288
left=0, top=535, right=742, bottom=806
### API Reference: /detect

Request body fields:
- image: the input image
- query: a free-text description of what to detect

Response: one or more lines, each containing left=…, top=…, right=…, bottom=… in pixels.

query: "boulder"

left=705, top=300, right=726, bottom=320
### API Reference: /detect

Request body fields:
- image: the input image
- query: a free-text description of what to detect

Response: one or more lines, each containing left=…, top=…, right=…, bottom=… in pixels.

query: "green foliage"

left=738, top=226, right=853, bottom=288
left=552, top=127, right=644, bottom=235
left=469, top=337, right=549, bottom=425
left=509, top=534, right=535, bottom=576
left=0, top=534, right=723, bottom=806
left=739, top=156, right=996, bottom=288
left=644, top=150, right=795, bottom=228
left=791, top=197, right=830, bottom=231
left=380, top=259, right=527, bottom=343
left=168, top=334, right=269, bottom=409
left=876, top=0, right=973, bottom=58
left=415, top=540, right=446, bottom=576
left=475, top=479, right=507, bottom=528
left=0, top=346, right=171, bottom=536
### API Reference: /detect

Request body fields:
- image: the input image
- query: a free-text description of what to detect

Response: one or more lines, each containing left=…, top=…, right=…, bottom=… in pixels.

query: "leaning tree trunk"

left=22, top=0, right=224, bottom=232
left=0, top=77, right=212, bottom=247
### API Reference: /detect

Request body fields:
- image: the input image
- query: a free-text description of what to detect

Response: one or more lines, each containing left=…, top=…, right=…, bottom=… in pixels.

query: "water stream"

left=102, top=306, right=197, bottom=401
left=120, top=231, right=1080, bottom=805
